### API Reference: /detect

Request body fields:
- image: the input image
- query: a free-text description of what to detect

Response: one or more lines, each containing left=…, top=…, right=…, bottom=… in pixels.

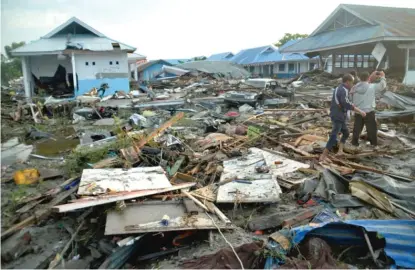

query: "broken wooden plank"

left=248, top=207, right=322, bottom=231
left=48, top=220, right=85, bottom=269
left=264, top=135, right=314, bottom=157
left=135, top=112, right=184, bottom=151
left=210, top=202, right=232, bottom=225
left=191, top=184, right=217, bottom=202
left=281, top=207, right=322, bottom=227
left=15, top=198, right=47, bottom=214
left=182, top=190, right=210, bottom=212
left=171, top=173, right=197, bottom=185
left=53, top=182, right=196, bottom=213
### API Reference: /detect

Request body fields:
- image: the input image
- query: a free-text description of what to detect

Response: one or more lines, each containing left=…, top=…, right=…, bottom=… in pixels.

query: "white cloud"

left=2, top=9, right=70, bottom=29
left=2, top=0, right=415, bottom=58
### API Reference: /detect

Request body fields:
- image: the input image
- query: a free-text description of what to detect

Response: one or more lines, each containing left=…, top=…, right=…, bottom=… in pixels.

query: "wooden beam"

left=182, top=190, right=210, bottom=212
left=53, top=182, right=196, bottom=213
left=2, top=185, right=78, bottom=240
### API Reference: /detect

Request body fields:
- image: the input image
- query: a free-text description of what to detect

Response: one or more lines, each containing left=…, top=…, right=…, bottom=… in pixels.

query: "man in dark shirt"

left=320, top=74, right=367, bottom=161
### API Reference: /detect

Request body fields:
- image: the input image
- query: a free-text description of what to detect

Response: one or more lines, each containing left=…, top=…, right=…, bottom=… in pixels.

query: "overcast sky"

left=2, top=0, right=415, bottom=59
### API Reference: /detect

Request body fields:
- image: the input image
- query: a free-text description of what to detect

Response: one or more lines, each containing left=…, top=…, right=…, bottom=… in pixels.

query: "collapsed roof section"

left=175, top=61, right=250, bottom=79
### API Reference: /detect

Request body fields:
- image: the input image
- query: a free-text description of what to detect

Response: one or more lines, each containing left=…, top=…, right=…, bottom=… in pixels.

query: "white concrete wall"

left=29, top=55, right=73, bottom=78
left=75, top=52, right=128, bottom=80
left=299, top=62, right=308, bottom=73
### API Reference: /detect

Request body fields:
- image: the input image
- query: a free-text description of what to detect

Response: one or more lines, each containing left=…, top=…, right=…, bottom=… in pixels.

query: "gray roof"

left=12, top=17, right=136, bottom=56
left=136, top=60, right=172, bottom=73
left=343, top=4, right=415, bottom=37
left=281, top=4, right=415, bottom=54
left=176, top=61, right=250, bottom=78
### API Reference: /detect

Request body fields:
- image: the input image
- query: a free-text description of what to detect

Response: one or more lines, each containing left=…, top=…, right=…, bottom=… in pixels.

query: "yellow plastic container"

left=13, top=169, right=40, bottom=185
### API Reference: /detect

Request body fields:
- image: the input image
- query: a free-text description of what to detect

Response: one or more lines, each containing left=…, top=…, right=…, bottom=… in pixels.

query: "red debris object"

left=225, top=111, right=240, bottom=118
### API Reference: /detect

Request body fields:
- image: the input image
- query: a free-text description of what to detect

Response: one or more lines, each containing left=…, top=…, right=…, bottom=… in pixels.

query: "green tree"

left=192, top=56, right=207, bottom=61
left=4, top=41, right=25, bottom=59
left=1, top=41, right=25, bottom=85
left=275, top=33, right=308, bottom=47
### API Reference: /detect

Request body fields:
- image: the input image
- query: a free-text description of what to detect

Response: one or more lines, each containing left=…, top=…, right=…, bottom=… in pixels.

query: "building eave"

left=11, top=51, right=65, bottom=57
left=282, top=36, right=415, bottom=54
left=242, top=59, right=318, bottom=66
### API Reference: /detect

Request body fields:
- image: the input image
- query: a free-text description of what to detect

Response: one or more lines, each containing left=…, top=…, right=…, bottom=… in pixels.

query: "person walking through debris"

left=319, top=74, right=367, bottom=161
left=350, top=71, right=387, bottom=147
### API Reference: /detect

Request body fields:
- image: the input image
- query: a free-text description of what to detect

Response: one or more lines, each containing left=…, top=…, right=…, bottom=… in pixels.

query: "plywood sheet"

left=250, top=148, right=309, bottom=176
left=219, top=152, right=265, bottom=183
left=217, top=179, right=281, bottom=203
left=78, top=166, right=171, bottom=195
left=105, top=201, right=232, bottom=235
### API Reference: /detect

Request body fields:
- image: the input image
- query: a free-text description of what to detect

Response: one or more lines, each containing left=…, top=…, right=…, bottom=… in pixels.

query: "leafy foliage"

left=192, top=56, right=207, bottom=61
left=4, top=42, right=25, bottom=59
left=1, top=41, right=25, bottom=86
left=275, top=33, right=308, bottom=47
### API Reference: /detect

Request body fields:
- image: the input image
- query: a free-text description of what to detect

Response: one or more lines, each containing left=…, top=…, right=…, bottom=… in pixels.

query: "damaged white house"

left=280, top=4, right=415, bottom=85
left=12, top=17, right=145, bottom=98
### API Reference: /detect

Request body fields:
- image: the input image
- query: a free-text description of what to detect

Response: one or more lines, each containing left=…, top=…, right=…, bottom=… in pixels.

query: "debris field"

left=1, top=68, right=415, bottom=269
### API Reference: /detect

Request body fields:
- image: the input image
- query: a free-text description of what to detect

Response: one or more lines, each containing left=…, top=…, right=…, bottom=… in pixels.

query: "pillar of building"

left=21, top=56, right=31, bottom=99
left=71, top=52, right=77, bottom=92
left=134, top=62, right=138, bottom=81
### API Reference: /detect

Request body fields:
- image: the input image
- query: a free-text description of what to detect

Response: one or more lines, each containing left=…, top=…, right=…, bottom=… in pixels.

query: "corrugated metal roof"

left=281, top=4, right=415, bottom=54
left=176, top=61, right=250, bottom=78
left=207, top=52, right=234, bottom=61
left=128, top=53, right=146, bottom=60
left=136, top=60, right=172, bottom=73
left=344, top=4, right=415, bottom=37
left=230, top=44, right=311, bottom=65
left=12, top=35, right=136, bottom=55
left=278, top=39, right=302, bottom=50
left=164, top=59, right=191, bottom=65
left=282, top=25, right=383, bottom=53
left=291, top=219, right=415, bottom=268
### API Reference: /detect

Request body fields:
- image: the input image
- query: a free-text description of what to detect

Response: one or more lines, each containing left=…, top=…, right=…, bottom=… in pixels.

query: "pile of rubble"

left=1, top=67, right=415, bottom=269
left=288, top=69, right=415, bottom=98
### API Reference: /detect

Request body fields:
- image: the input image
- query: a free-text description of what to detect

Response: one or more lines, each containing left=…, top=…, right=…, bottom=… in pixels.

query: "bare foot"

left=335, top=151, right=345, bottom=156
left=319, top=149, right=330, bottom=162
